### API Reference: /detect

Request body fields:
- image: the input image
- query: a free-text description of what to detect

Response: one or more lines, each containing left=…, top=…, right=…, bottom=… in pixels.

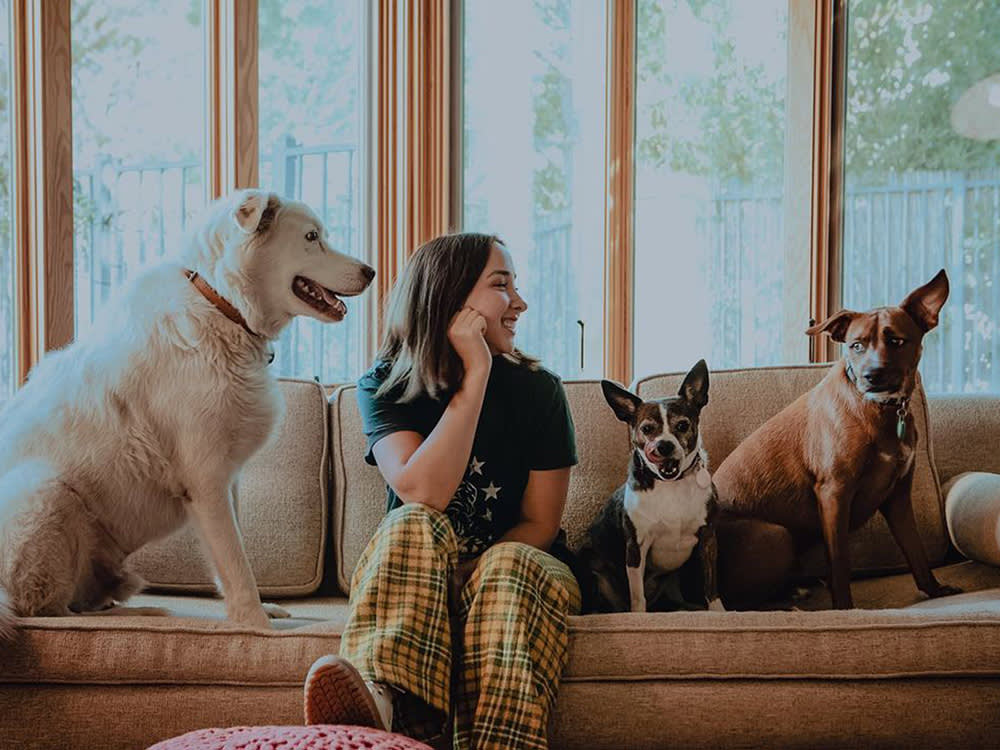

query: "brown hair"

left=376, top=232, right=537, bottom=402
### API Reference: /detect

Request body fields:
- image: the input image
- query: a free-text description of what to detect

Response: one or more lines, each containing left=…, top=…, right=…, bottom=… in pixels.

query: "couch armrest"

left=944, top=472, right=1000, bottom=566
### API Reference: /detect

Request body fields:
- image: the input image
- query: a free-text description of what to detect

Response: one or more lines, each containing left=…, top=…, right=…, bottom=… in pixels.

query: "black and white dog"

left=578, top=360, right=724, bottom=613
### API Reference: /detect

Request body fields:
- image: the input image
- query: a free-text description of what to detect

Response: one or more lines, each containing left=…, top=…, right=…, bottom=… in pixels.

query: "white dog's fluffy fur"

left=0, top=190, right=373, bottom=638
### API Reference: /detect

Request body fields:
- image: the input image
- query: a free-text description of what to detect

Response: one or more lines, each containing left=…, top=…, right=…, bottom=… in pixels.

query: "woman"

left=304, top=233, right=580, bottom=749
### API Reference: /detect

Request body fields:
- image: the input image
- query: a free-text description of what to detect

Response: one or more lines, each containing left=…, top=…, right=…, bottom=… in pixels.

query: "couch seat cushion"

left=564, top=607, right=1000, bottom=682
left=791, top=560, right=1000, bottom=611
left=0, top=594, right=349, bottom=686
left=6, top=582, right=1000, bottom=689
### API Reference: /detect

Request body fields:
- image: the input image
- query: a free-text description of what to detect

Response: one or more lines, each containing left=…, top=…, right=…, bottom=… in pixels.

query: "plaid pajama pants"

left=339, top=503, right=581, bottom=750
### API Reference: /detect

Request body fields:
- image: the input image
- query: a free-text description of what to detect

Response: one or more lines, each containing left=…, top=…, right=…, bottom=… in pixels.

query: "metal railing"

left=62, top=159, right=1000, bottom=394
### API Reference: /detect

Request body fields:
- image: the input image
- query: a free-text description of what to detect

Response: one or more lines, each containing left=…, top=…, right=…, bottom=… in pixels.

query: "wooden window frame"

left=11, top=0, right=845, bottom=388
left=12, top=0, right=73, bottom=382
left=604, top=0, right=635, bottom=385
left=208, top=0, right=259, bottom=197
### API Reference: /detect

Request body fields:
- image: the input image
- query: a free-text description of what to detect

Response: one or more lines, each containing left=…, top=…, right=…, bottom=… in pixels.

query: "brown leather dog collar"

left=183, top=268, right=259, bottom=338
left=183, top=268, right=275, bottom=365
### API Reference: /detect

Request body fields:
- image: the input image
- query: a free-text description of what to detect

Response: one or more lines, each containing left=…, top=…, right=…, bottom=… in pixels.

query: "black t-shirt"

left=356, top=355, right=578, bottom=556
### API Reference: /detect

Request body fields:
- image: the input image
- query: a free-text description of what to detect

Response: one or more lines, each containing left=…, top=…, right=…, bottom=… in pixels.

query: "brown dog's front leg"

left=880, top=471, right=962, bottom=600
left=816, top=482, right=854, bottom=609
left=697, top=523, right=724, bottom=611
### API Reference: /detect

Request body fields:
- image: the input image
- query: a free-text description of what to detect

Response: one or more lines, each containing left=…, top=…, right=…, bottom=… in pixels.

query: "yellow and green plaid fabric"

left=339, top=503, right=581, bottom=750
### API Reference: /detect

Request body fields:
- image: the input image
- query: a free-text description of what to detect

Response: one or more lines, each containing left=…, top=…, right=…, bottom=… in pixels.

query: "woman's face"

left=463, top=244, right=528, bottom=355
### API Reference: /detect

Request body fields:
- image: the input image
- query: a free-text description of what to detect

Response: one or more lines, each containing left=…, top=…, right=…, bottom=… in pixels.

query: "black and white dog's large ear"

left=601, top=379, right=643, bottom=424
left=678, top=359, right=709, bottom=409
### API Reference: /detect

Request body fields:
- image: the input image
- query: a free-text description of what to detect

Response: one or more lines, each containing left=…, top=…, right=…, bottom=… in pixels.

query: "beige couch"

left=3, top=364, right=1000, bottom=749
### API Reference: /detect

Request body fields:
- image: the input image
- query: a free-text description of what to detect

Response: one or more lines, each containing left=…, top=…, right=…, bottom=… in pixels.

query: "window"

left=462, top=0, right=607, bottom=379
left=71, top=0, right=208, bottom=335
left=258, top=0, right=370, bottom=384
left=0, top=0, right=13, bottom=406
left=842, top=0, right=1000, bottom=393
left=633, top=0, right=800, bottom=378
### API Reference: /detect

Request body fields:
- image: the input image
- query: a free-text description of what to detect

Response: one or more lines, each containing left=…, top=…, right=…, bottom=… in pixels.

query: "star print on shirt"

left=446, top=463, right=501, bottom=556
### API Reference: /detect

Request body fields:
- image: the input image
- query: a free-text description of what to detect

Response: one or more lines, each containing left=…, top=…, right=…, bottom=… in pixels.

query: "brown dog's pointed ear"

left=601, top=379, right=642, bottom=424
left=900, top=269, right=949, bottom=332
left=678, top=359, right=709, bottom=408
left=806, top=310, right=857, bottom=343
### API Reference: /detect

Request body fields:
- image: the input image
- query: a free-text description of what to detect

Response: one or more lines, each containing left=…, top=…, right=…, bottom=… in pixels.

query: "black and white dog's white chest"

left=625, top=474, right=712, bottom=572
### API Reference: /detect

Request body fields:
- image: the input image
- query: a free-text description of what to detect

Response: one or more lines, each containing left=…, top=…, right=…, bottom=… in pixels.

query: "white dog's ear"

left=233, top=190, right=267, bottom=234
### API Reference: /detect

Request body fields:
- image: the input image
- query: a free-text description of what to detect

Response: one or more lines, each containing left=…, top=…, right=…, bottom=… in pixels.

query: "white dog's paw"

left=262, top=602, right=291, bottom=619
left=707, top=598, right=726, bottom=612
left=229, top=605, right=272, bottom=629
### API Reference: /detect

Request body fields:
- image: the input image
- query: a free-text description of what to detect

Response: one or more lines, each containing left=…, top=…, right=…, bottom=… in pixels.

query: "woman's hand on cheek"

left=448, top=307, right=492, bottom=378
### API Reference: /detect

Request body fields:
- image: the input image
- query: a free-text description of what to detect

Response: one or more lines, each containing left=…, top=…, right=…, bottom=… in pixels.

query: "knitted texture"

left=148, top=725, right=433, bottom=750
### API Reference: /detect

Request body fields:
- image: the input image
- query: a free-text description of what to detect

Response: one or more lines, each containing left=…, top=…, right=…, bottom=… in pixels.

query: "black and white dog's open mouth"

left=658, top=458, right=680, bottom=480
left=293, top=276, right=347, bottom=320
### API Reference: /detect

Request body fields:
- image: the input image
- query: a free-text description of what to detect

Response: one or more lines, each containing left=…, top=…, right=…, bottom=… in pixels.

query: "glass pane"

left=634, top=0, right=794, bottom=378
left=843, top=0, right=1000, bottom=393
left=0, top=0, right=13, bottom=408
left=463, top=0, right=607, bottom=379
left=259, top=0, right=368, bottom=385
left=72, top=1, right=207, bottom=335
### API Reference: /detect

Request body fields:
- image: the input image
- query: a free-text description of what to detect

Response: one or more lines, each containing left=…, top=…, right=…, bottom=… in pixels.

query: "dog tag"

left=696, top=466, right=712, bottom=489
left=896, top=416, right=906, bottom=440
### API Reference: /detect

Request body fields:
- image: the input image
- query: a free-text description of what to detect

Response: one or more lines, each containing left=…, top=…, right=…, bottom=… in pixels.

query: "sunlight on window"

left=463, top=0, right=607, bottom=380
left=634, top=0, right=793, bottom=378
left=258, top=0, right=368, bottom=385
left=71, top=0, right=207, bottom=335
left=843, top=0, right=1000, bottom=393
left=0, top=0, right=14, bottom=407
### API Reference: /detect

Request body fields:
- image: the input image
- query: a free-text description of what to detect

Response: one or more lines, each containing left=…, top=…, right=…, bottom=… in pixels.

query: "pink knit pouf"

left=148, top=725, right=434, bottom=750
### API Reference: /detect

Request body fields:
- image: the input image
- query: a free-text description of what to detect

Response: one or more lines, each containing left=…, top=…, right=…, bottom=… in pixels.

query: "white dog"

left=0, top=189, right=373, bottom=637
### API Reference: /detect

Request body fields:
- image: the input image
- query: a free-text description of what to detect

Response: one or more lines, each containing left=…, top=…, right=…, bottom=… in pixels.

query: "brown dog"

left=713, top=270, right=961, bottom=609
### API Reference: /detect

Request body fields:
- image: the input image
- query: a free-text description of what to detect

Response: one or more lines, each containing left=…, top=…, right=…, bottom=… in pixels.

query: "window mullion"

left=12, top=0, right=73, bottom=381
left=405, top=0, right=451, bottom=254
left=208, top=0, right=259, bottom=199
left=604, top=0, right=635, bottom=385
left=809, top=0, right=847, bottom=363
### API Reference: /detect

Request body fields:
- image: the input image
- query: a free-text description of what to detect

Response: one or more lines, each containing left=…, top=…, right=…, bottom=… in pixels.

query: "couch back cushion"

left=331, top=385, right=390, bottom=593
left=927, top=394, right=1000, bottom=484
left=330, top=380, right=631, bottom=593
left=130, top=378, right=330, bottom=597
left=635, top=363, right=948, bottom=574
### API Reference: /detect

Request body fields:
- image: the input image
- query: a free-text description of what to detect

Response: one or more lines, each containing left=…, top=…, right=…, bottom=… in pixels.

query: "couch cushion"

left=330, top=385, right=389, bottom=593
left=330, top=381, right=631, bottom=592
left=634, top=364, right=947, bottom=575
left=943, top=472, right=1000, bottom=567
left=130, top=379, right=331, bottom=598
left=562, top=608, right=1000, bottom=682
left=927, top=394, right=1000, bottom=484
left=6, top=594, right=998, bottom=688
left=0, top=593, right=350, bottom=686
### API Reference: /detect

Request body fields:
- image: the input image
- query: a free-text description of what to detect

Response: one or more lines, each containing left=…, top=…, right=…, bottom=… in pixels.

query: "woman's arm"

left=372, top=308, right=492, bottom=512
left=498, top=467, right=571, bottom=551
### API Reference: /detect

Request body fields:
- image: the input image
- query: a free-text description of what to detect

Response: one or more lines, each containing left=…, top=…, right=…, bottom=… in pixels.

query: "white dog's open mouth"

left=293, top=276, right=348, bottom=321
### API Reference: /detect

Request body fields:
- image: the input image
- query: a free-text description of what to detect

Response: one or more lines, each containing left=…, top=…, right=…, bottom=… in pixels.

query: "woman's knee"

left=477, top=542, right=578, bottom=607
left=379, top=502, right=457, bottom=550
